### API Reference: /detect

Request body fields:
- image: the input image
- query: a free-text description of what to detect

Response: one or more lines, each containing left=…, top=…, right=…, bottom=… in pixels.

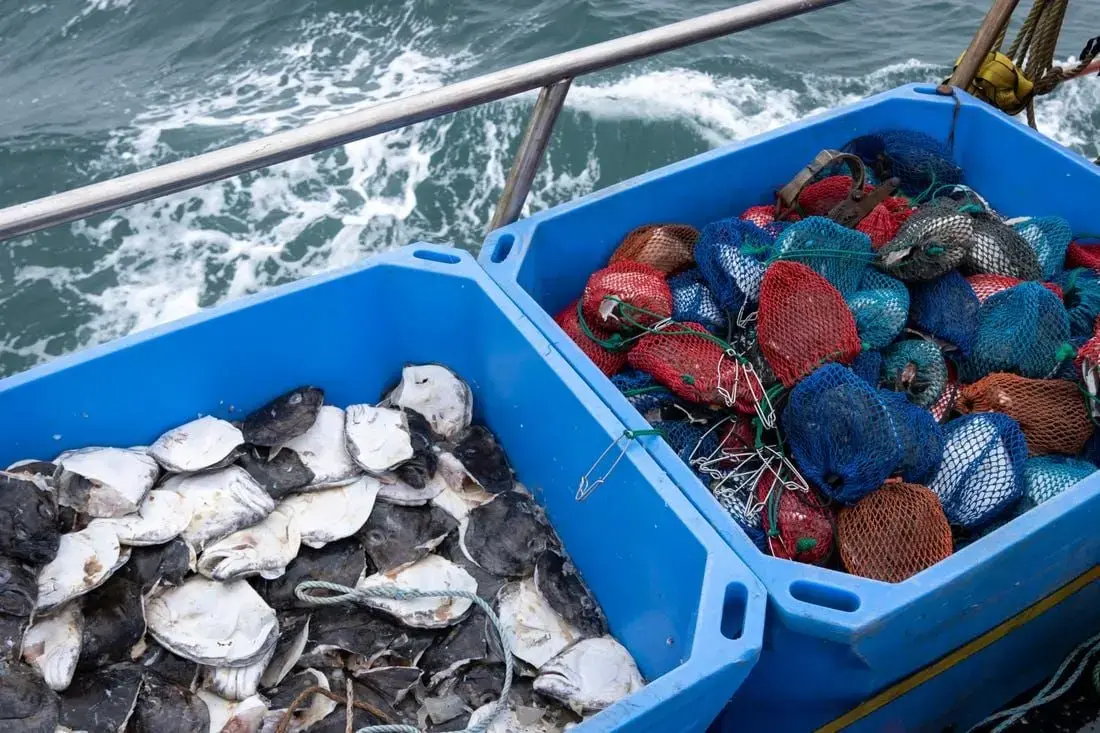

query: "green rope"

left=910, top=162, right=939, bottom=205
left=621, top=385, right=670, bottom=397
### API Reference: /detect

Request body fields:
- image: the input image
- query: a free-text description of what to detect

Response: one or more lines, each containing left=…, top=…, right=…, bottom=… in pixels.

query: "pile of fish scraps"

left=557, top=131, right=1100, bottom=584
left=0, top=364, right=644, bottom=733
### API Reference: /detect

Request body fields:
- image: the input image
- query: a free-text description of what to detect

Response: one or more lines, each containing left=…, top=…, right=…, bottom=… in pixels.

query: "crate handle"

left=788, top=579, right=861, bottom=613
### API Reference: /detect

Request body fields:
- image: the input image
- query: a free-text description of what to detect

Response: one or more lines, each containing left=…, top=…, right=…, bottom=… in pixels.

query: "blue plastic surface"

left=0, top=245, right=765, bottom=733
left=478, top=84, right=1100, bottom=731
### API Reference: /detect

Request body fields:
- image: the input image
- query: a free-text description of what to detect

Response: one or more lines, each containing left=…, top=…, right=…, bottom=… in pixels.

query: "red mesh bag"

left=930, top=360, right=959, bottom=423
left=837, top=481, right=952, bottom=583
left=1075, top=316, right=1100, bottom=371
left=1067, top=239, right=1100, bottom=272
left=627, top=322, right=763, bottom=412
left=757, top=261, right=862, bottom=387
left=758, top=474, right=834, bottom=565
left=741, top=205, right=801, bottom=228
left=608, top=224, right=698, bottom=274
left=581, top=261, right=673, bottom=334
left=856, top=197, right=915, bottom=250
left=797, top=176, right=872, bottom=217
left=966, top=274, right=1063, bottom=303
left=957, top=373, right=1094, bottom=456
left=555, top=300, right=628, bottom=377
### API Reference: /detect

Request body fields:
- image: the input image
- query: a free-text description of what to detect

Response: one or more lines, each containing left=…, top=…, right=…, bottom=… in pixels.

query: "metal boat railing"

left=0, top=0, right=853, bottom=243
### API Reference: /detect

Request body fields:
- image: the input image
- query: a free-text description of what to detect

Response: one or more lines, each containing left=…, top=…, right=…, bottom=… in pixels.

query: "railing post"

left=947, top=0, right=1022, bottom=91
left=488, top=79, right=572, bottom=231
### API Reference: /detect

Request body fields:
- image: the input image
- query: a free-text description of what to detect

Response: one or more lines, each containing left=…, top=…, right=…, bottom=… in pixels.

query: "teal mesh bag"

left=881, top=339, right=948, bottom=408
left=1054, top=267, right=1100, bottom=340
left=773, top=217, right=874, bottom=297
left=961, top=282, right=1072, bottom=382
left=1020, top=455, right=1096, bottom=512
left=930, top=413, right=1027, bottom=530
left=846, top=270, right=909, bottom=350
left=694, top=218, right=777, bottom=312
left=1012, top=216, right=1073, bottom=280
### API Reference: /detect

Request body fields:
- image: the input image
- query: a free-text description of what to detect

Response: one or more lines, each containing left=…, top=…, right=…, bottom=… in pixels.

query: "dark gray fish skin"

left=242, top=387, right=325, bottom=447
left=357, top=503, right=456, bottom=573
left=355, top=665, right=423, bottom=703
left=130, top=670, right=210, bottom=733
left=120, top=539, right=193, bottom=592
left=266, top=668, right=327, bottom=710
left=259, top=612, right=311, bottom=690
left=0, top=474, right=59, bottom=565
left=439, top=534, right=506, bottom=603
left=59, top=663, right=143, bottom=733
left=311, top=677, right=398, bottom=733
left=253, top=538, right=367, bottom=611
left=78, top=575, right=145, bottom=671
left=134, top=642, right=199, bottom=690
left=450, top=663, right=507, bottom=711
left=395, top=410, right=441, bottom=490
left=238, top=447, right=315, bottom=500
left=56, top=505, right=85, bottom=534
left=309, top=605, right=438, bottom=667
left=0, top=659, right=60, bottom=733
left=6, top=462, right=59, bottom=482
left=0, top=614, right=29, bottom=663
left=420, top=615, right=488, bottom=684
left=0, top=556, right=38, bottom=617
left=453, top=426, right=515, bottom=495
left=427, top=712, right=471, bottom=733
left=463, top=492, right=557, bottom=578
left=534, top=550, right=608, bottom=638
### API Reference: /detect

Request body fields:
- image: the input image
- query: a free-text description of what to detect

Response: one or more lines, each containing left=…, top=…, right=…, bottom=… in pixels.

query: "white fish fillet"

left=57, top=447, right=159, bottom=518
left=22, top=601, right=84, bottom=691
left=164, top=466, right=274, bottom=551
left=283, top=406, right=360, bottom=489
left=37, top=524, right=122, bottom=611
left=197, top=509, right=301, bottom=581
left=497, top=578, right=582, bottom=669
left=385, top=364, right=473, bottom=439
left=197, top=690, right=269, bottom=733
left=356, top=554, right=477, bottom=629
left=344, top=405, right=414, bottom=475
left=533, top=637, right=644, bottom=713
left=150, top=416, right=244, bottom=473
left=279, top=476, right=379, bottom=549
left=91, top=489, right=193, bottom=546
left=431, top=452, right=494, bottom=521
left=205, top=642, right=276, bottom=701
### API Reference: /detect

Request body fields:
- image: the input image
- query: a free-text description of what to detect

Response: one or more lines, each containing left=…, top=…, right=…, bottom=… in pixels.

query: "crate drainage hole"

left=789, top=580, right=861, bottom=612
left=491, top=233, right=515, bottom=264
left=721, top=582, right=748, bottom=640
left=413, top=249, right=461, bottom=264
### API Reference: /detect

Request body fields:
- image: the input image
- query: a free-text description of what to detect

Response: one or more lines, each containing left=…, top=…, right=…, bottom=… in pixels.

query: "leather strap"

left=775, top=150, right=866, bottom=218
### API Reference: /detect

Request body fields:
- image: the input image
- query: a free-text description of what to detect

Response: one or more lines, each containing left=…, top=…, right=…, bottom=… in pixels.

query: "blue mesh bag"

left=773, top=217, right=873, bottom=297
left=908, top=270, right=981, bottom=356
left=844, top=130, right=963, bottom=197
left=881, top=339, right=948, bottom=408
left=930, top=413, right=1027, bottom=530
left=783, top=363, right=901, bottom=504
left=610, top=369, right=678, bottom=416
left=713, top=483, right=769, bottom=551
left=653, top=420, right=721, bottom=479
left=961, top=282, right=1072, bottom=382
left=1020, top=455, right=1096, bottom=512
left=1054, top=267, right=1100, bottom=340
left=850, top=350, right=883, bottom=387
left=846, top=270, right=909, bottom=350
left=878, top=389, right=944, bottom=484
left=1013, top=216, right=1073, bottom=280
left=667, top=268, right=729, bottom=335
left=1054, top=336, right=1090, bottom=382
left=694, top=218, right=777, bottom=312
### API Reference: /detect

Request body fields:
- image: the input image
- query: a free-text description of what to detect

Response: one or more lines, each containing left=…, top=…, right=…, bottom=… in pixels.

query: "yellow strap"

left=816, top=565, right=1100, bottom=732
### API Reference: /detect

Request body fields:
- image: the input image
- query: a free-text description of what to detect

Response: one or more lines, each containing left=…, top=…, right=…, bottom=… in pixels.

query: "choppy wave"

left=1, top=6, right=1099, bottom=376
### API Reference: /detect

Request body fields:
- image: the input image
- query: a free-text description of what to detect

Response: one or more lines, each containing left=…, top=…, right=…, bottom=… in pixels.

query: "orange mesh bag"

left=966, top=274, right=1064, bottom=304
left=837, top=481, right=953, bottom=583
left=608, top=224, right=699, bottom=274
left=797, top=175, right=872, bottom=217
left=627, top=322, right=763, bottom=412
left=581, top=260, right=673, bottom=334
left=957, top=373, right=1094, bottom=456
left=555, top=300, right=628, bottom=377
left=758, top=474, right=834, bottom=565
left=757, top=261, right=862, bottom=387
left=856, top=197, right=915, bottom=250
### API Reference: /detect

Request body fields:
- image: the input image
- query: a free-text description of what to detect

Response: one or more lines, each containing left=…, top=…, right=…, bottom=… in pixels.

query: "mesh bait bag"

left=773, top=217, right=873, bottom=297
left=783, top=364, right=901, bottom=504
left=931, top=361, right=960, bottom=423
left=727, top=325, right=779, bottom=389
left=1020, top=455, right=1096, bottom=511
left=846, top=270, right=910, bottom=350
left=667, top=268, right=729, bottom=335
left=961, top=213, right=1042, bottom=281
left=611, top=369, right=678, bottom=416
left=881, top=340, right=948, bottom=408
left=1012, top=216, right=1072, bottom=280
left=909, top=271, right=980, bottom=356
left=695, top=218, right=777, bottom=311
left=628, top=322, right=764, bottom=412
left=713, top=483, right=768, bottom=550
left=878, top=389, right=944, bottom=484
left=966, top=274, right=1064, bottom=304
left=758, top=475, right=835, bottom=565
left=961, top=282, right=1071, bottom=381
left=740, top=205, right=799, bottom=239
left=851, top=350, right=884, bottom=387
left=837, top=481, right=952, bottom=583
left=581, top=260, right=673, bottom=333
left=930, top=412, right=1027, bottom=529
left=757, top=261, right=862, bottom=387
left=844, top=130, right=963, bottom=197
left=857, top=197, right=915, bottom=250
left=1066, top=239, right=1100, bottom=272
left=957, top=373, right=1094, bottom=457
left=653, top=420, right=721, bottom=479
left=797, top=175, right=871, bottom=217
left=555, top=300, right=628, bottom=377
left=1054, top=267, right=1100, bottom=339
left=609, top=224, right=699, bottom=274
left=874, top=199, right=972, bottom=282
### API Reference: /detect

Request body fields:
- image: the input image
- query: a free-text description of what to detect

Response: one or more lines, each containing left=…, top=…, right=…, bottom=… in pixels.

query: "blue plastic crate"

left=0, top=245, right=765, bottom=733
left=478, top=85, right=1100, bottom=731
